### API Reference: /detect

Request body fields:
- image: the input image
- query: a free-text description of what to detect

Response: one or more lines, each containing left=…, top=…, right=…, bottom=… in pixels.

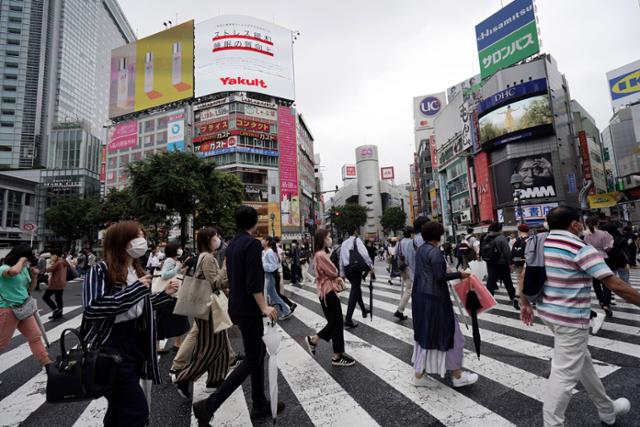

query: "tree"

left=331, top=203, right=368, bottom=238
left=195, top=170, right=245, bottom=238
left=44, top=197, right=102, bottom=249
left=518, top=98, right=552, bottom=129
left=381, top=207, right=407, bottom=233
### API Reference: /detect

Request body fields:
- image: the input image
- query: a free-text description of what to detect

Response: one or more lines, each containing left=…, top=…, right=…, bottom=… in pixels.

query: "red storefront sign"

left=236, top=117, right=270, bottom=132
left=474, top=151, right=496, bottom=222
left=197, top=119, right=228, bottom=136
left=578, top=131, right=596, bottom=195
left=195, top=136, right=238, bottom=153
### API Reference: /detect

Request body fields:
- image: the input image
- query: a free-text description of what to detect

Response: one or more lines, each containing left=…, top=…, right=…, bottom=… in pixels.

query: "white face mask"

left=177, top=249, right=184, bottom=257
left=212, top=236, right=221, bottom=251
left=126, top=237, right=148, bottom=259
left=325, top=237, right=333, bottom=248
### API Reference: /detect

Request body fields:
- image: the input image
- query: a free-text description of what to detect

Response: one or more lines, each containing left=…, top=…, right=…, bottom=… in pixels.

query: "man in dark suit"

left=192, top=206, right=281, bottom=426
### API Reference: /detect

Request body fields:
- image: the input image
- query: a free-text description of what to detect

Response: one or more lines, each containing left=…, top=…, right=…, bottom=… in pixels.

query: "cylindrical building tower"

left=355, top=145, right=383, bottom=238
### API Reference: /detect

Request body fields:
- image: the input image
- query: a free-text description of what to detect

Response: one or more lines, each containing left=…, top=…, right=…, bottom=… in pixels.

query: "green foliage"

left=195, top=171, right=245, bottom=238
left=44, top=197, right=102, bottom=248
left=380, top=207, right=406, bottom=232
left=330, top=203, right=368, bottom=238
left=518, top=98, right=552, bottom=129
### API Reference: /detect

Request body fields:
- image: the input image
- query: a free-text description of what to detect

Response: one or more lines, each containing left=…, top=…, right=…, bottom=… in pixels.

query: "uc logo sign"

left=420, top=96, right=441, bottom=116
left=610, top=69, right=640, bottom=98
left=171, top=124, right=181, bottom=135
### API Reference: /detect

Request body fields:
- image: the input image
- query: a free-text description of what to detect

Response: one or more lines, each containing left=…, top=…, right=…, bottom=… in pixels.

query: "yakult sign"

left=413, top=92, right=446, bottom=130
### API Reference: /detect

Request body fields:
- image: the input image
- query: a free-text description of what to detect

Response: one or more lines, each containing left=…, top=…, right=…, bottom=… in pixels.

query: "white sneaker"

left=599, top=398, right=630, bottom=425
left=590, top=311, right=606, bottom=335
left=413, top=375, right=431, bottom=387
left=452, top=371, right=478, bottom=388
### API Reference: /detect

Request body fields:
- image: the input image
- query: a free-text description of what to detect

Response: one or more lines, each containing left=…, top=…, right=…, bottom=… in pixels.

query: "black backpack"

left=511, top=237, right=527, bottom=265
left=480, top=235, right=499, bottom=263
left=522, top=233, right=548, bottom=303
left=607, top=236, right=629, bottom=269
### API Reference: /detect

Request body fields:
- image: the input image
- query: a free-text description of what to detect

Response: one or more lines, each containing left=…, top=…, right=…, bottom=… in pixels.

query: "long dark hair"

left=3, top=244, right=37, bottom=267
left=587, top=216, right=598, bottom=233
left=197, top=227, right=218, bottom=253
left=314, top=228, right=330, bottom=253
left=102, top=221, right=146, bottom=285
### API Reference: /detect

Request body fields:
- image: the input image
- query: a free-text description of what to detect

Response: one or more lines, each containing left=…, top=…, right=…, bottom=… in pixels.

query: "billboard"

left=167, top=111, right=185, bottom=152
left=588, top=192, right=621, bottom=209
left=493, top=154, right=557, bottom=205
left=474, top=151, right=496, bottom=221
left=413, top=92, right=446, bottom=130
left=606, top=59, right=640, bottom=110
left=475, top=0, right=540, bottom=79
left=195, top=15, right=295, bottom=100
left=278, top=106, right=300, bottom=227
left=109, top=21, right=194, bottom=118
left=578, top=131, right=592, bottom=182
left=447, top=74, right=481, bottom=104
left=479, top=94, right=552, bottom=148
left=342, top=164, right=357, bottom=180
left=108, top=119, right=138, bottom=152
left=380, top=167, right=395, bottom=180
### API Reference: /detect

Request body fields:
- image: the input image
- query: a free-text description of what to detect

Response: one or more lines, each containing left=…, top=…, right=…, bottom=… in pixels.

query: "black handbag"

left=46, top=328, right=122, bottom=403
left=346, top=238, right=370, bottom=275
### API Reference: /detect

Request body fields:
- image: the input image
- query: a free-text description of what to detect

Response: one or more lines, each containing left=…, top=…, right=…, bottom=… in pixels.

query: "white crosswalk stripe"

left=0, top=267, right=639, bottom=426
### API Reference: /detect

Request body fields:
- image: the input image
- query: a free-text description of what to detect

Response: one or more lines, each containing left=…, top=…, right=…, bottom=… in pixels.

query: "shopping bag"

left=453, top=275, right=496, bottom=316
left=209, top=290, right=233, bottom=333
left=468, top=260, right=488, bottom=283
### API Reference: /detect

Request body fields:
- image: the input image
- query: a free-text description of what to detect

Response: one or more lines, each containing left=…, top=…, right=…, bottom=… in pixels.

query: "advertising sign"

left=342, top=164, right=357, bottom=180
left=245, top=201, right=270, bottom=237
left=380, top=166, right=395, bottom=180
left=195, top=15, right=295, bottom=100
left=497, top=202, right=558, bottom=223
left=244, top=105, right=277, bottom=121
left=588, top=192, right=621, bottom=209
left=278, top=106, right=300, bottom=227
left=196, top=105, right=229, bottom=122
left=268, top=202, right=282, bottom=237
left=475, top=0, right=539, bottom=79
left=606, top=59, right=640, bottom=110
left=235, top=116, right=271, bottom=132
left=108, top=120, right=138, bottom=151
left=578, top=131, right=592, bottom=181
left=429, top=135, right=439, bottom=169
left=447, top=74, right=481, bottom=103
left=109, top=21, right=194, bottom=118
left=479, top=94, right=552, bottom=147
left=479, top=78, right=547, bottom=114
left=413, top=92, right=447, bottom=130
left=493, top=154, right=557, bottom=204
left=474, top=152, right=496, bottom=221
left=167, top=111, right=185, bottom=152
left=99, top=146, right=107, bottom=182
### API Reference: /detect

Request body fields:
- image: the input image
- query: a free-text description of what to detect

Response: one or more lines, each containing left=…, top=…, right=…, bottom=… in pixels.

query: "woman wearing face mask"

left=82, top=221, right=179, bottom=427
left=305, top=228, right=355, bottom=367
left=154, top=242, right=190, bottom=354
left=174, top=227, right=231, bottom=398
left=262, top=236, right=293, bottom=321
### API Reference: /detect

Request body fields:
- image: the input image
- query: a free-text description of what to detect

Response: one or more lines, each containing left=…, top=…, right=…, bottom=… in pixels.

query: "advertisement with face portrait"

left=278, top=106, right=300, bottom=228
left=493, top=153, right=557, bottom=205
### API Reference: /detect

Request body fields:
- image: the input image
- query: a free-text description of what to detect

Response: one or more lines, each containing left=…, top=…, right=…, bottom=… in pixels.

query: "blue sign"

left=609, top=67, right=640, bottom=101
left=198, top=146, right=279, bottom=158
left=419, top=96, right=441, bottom=116
left=479, top=78, right=547, bottom=114
left=567, top=173, right=577, bottom=194
left=475, top=0, right=536, bottom=52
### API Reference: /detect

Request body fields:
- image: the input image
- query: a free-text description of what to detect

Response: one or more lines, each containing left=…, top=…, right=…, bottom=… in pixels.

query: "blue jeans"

left=615, top=267, right=629, bottom=283
left=264, top=272, right=291, bottom=317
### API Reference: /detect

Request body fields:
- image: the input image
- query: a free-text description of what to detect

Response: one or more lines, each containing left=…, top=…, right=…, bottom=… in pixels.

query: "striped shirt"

left=537, top=230, right=613, bottom=329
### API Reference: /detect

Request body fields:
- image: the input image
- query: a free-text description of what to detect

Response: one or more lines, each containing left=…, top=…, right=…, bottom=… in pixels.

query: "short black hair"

left=235, top=205, right=258, bottom=231
left=3, top=244, right=37, bottom=266
left=488, top=222, right=502, bottom=232
left=403, top=226, right=415, bottom=238
left=466, top=227, right=474, bottom=234
left=413, top=216, right=428, bottom=233
left=421, top=221, right=444, bottom=242
left=165, top=242, right=180, bottom=258
left=347, top=225, right=359, bottom=235
left=51, top=248, right=63, bottom=257
left=547, top=206, right=581, bottom=231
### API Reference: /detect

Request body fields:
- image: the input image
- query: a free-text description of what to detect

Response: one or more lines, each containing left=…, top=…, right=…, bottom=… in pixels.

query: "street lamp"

left=510, top=173, right=524, bottom=225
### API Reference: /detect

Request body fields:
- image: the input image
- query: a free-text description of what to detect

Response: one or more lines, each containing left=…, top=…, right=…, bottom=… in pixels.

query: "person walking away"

left=305, top=228, right=355, bottom=366
left=272, top=237, right=296, bottom=313
left=44, top=249, right=68, bottom=319
left=87, top=249, right=97, bottom=268
left=511, top=224, right=529, bottom=297
left=584, top=217, right=614, bottom=317
left=519, top=206, right=640, bottom=426
left=192, top=206, right=281, bottom=426
left=300, top=243, right=315, bottom=285
left=81, top=221, right=179, bottom=427
left=622, top=227, right=637, bottom=267
left=262, top=237, right=293, bottom=320
left=600, top=223, right=630, bottom=284
left=483, top=222, right=519, bottom=310
left=340, top=226, right=373, bottom=329
left=412, top=222, right=477, bottom=388
left=394, top=226, right=417, bottom=321
left=463, top=228, right=479, bottom=268
left=155, top=243, right=190, bottom=354
left=174, top=228, right=232, bottom=398
left=146, top=246, right=161, bottom=277
left=0, top=245, right=52, bottom=385
left=76, top=250, right=87, bottom=278
left=36, top=252, right=48, bottom=292
left=289, top=240, right=302, bottom=287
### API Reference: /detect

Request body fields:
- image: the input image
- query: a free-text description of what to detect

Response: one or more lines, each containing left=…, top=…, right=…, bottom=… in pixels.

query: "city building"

left=570, top=100, right=608, bottom=195
left=0, top=170, right=39, bottom=248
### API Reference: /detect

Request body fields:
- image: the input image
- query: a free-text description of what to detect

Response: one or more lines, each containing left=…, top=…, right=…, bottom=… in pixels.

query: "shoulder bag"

left=0, top=275, right=38, bottom=320
left=173, top=256, right=213, bottom=320
left=209, top=289, right=233, bottom=333
left=346, top=238, right=370, bottom=275
left=46, top=328, right=122, bottom=403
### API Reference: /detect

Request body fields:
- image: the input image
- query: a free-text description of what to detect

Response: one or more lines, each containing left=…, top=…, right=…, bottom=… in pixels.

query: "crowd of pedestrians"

left=0, top=203, right=639, bottom=426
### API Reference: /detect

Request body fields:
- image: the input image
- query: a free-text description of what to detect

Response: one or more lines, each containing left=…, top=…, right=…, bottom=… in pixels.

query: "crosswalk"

left=1, top=269, right=639, bottom=426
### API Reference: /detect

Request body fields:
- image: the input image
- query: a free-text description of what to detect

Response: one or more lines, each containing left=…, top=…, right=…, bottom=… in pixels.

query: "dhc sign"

left=479, top=78, right=547, bottom=114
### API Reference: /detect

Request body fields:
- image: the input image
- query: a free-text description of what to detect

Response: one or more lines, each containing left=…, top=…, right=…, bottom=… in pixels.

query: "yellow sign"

left=588, top=192, right=620, bottom=209
left=268, top=202, right=282, bottom=238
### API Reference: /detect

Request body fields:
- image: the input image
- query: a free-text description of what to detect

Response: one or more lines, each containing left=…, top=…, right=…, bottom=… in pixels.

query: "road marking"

left=0, top=370, right=47, bottom=426
left=191, top=372, right=251, bottom=426
left=71, top=398, right=107, bottom=427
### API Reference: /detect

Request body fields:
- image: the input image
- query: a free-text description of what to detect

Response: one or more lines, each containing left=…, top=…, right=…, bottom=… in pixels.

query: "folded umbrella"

left=262, top=320, right=282, bottom=424
left=465, top=289, right=483, bottom=359
left=368, top=271, right=374, bottom=321
left=33, top=310, right=50, bottom=348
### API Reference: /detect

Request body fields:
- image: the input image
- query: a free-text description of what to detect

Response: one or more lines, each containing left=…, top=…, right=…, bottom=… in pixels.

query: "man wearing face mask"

left=519, top=207, right=640, bottom=426
left=193, top=206, right=280, bottom=426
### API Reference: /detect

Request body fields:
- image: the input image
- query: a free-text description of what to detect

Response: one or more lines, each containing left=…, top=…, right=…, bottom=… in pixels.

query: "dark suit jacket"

left=225, top=230, right=264, bottom=320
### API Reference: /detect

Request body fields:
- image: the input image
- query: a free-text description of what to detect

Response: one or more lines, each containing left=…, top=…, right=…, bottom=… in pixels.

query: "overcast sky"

left=119, top=0, right=640, bottom=191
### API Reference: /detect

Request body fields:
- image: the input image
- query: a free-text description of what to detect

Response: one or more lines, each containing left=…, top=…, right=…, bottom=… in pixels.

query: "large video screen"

left=479, top=94, right=552, bottom=146
left=492, top=153, right=557, bottom=205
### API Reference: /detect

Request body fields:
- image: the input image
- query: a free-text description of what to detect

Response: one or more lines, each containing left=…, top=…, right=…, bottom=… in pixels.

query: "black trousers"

left=593, top=278, right=612, bottom=306
left=42, top=289, right=63, bottom=311
left=103, top=321, right=148, bottom=427
left=486, top=263, right=516, bottom=300
left=274, top=271, right=294, bottom=308
left=207, top=316, right=267, bottom=413
left=345, top=269, right=366, bottom=321
left=318, top=291, right=345, bottom=353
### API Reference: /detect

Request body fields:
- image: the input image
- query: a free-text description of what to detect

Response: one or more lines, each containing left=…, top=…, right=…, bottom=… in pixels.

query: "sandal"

left=306, top=336, right=317, bottom=356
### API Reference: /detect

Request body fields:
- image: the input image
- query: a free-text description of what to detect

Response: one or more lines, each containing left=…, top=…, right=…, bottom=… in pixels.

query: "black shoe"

left=394, top=310, right=408, bottom=321
left=49, top=309, right=62, bottom=319
left=604, top=307, right=613, bottom=317
left=230, top=354, right=244, bottom=369
left=169, top=368, right=182, bottom=383
left=306, top=336, right=317, bottom=356
left=344, top=320, right=359, bottom=329
left=512, top=298, right=520, bottom=311
left=250, top=401, right=285, bottom=419
left=290, top=303, right=297, bottom=313
left=176, top=380, right=191, bottom=399
left=192, top=400, right=213, bottom=427
left=362, top=309, right=370, bottom=319
left=332, top=354, right=356, bottom=367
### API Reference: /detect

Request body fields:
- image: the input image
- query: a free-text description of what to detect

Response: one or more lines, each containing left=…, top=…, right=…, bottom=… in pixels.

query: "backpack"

left=480, top=235, right=499, bottom=263
left=522, top=232, right=548, bottom=303
left=346, top=238, right=370, bottom=275
left=607, top=235, right=629, bottom=269
left=510, top=237, right=527, bottom=265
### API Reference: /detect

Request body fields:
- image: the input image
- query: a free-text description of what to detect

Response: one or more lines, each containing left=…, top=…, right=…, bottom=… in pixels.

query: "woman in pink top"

left=585, top=217, right=614, bottom=316
left=305, top=228, right=355, bottom=367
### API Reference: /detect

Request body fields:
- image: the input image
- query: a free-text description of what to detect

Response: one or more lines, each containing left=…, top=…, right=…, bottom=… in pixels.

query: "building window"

left=9, top=5, right=23, bottom=11
left=1, top=110, right=15, bottom=115
left=7, top=39, right=20, bottom=46
left=1, top=122, right=14, bottom=127
left=24, top=194, right=31, bottom=206
left=6, top=190, right=22, bottom=228
left=143, top=134, right=154, bottom=147
left=8, top=17, right=22, bottom=23
left=7, top=28, right=21, bottom=34
left=3, top=86, right=17, bottom=92
left=2, top=98, right=16, bottom=103
left=6, top=51, right=20, bottom=57
left=4, top=74, right=18, bottom=80
left=5, top=62, right=18, bottom=68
